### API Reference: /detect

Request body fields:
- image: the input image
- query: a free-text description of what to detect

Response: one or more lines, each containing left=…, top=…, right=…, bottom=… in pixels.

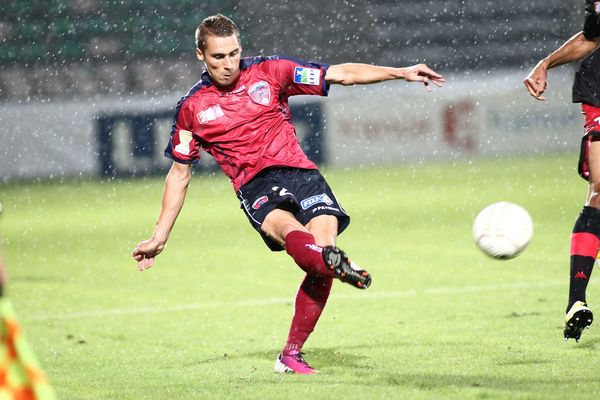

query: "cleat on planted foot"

left=322, top=246, right=372, bottom=289
left=564, top=301, right=593, bottom=342
left=274, top=350, right=317, bottom=374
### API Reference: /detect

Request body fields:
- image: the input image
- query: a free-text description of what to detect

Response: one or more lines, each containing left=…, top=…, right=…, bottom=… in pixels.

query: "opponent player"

left=524, top=1, right=600, bottom=341
left=132, top=14, right=444, bottom=373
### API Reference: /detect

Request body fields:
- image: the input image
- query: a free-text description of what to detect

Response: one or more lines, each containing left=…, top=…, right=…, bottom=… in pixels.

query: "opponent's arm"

left=325, top=63, right=444, bottom=90
left=524, top=32, right=600, bottom=100
left=132, top=161, right=192, bottom=271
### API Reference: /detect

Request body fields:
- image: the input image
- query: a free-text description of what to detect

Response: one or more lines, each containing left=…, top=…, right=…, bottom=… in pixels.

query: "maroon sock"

left=283, top=274, right=333, bottom=355
left=284, top=230, right=332, bottom=277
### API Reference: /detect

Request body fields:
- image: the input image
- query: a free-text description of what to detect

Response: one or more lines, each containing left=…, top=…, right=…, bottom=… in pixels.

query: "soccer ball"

left=472, top=201, right=533, bottom=260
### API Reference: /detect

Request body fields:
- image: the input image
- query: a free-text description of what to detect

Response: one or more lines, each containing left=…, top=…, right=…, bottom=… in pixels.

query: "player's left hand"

left=132, top=238, right=165, bottom=271
left=402, top=64, right=445, bottom=91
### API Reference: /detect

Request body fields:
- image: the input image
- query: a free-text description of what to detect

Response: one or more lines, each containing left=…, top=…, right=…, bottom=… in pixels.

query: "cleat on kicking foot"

left=274, top=350, right=317, bottom=374
left=564, top=301, right=593, bottom=342
left=322, top=246, right=372, bottom=289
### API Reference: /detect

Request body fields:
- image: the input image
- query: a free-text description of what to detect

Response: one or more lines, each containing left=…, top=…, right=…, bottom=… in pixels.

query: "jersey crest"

left=248, top=81, right=271, bottom=106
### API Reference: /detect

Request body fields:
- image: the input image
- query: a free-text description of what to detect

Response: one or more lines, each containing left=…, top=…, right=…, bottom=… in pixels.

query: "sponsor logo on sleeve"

left=174, top=129, right=193, bottom=155
left=300, top=193, right=333, bottom=210
left=252, top=195, right=269, bottom=210
left=197, top=104, right=224, bottom=124
left=248, top=81, right=271, bottom=106
left=293, top=67, right=321, bottom=85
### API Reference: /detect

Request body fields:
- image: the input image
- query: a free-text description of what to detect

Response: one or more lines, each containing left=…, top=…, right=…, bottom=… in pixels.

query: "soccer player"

left=524, top=1, right=600, bottom=342
left=132, top=14, right=444, bottom=373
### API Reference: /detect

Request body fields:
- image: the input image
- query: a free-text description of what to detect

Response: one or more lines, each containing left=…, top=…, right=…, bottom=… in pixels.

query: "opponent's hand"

left=401, top=64, right=445, bottom=91
left=132, top=238, right=165, bottom=271
left=524, top=62, right=548, bottom=101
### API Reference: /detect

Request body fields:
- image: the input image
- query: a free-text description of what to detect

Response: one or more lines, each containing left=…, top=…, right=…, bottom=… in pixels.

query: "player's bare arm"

left=132, top=161, right=192, bottom=271
left=524, top=32, right=600, bottom=101
left=325, top=63, right=444, bottom=91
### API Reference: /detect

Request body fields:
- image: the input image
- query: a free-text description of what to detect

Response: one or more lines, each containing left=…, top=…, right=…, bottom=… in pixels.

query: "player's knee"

left=262, top=209, right=305, bottom=244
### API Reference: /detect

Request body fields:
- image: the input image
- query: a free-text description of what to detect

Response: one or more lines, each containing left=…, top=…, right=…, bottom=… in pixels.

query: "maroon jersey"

left=165, top=56, right=330, bottom=191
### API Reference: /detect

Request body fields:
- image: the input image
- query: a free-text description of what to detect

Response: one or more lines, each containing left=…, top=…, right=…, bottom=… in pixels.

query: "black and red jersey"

left=573, top=0, right=600, bottom=106
left=165, top=56, right=330, bottom=191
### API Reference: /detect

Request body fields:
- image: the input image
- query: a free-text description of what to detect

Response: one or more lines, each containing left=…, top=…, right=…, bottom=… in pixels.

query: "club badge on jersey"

left=248, top=81, right=271, bottom=106
left=595, top=1, right=600, bottom=14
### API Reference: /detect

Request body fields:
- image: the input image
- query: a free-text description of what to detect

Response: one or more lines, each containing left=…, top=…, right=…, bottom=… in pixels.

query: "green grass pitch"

left=1, top=153, right=599, bottom=399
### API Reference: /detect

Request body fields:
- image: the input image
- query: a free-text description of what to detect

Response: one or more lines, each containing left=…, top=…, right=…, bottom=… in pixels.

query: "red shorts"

left=578, top=103, right=600, bottom=181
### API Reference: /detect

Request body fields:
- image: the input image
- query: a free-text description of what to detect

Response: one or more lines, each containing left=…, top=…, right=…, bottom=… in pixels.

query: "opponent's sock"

left=568, top=206, right=600, bottom=311
left=284, top=231, right=333, bottom=277
left=283, top=274, right=333, bottom=355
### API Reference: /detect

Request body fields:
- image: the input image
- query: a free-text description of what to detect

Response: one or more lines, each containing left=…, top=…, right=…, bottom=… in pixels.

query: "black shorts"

left=236, top=167, right=350, bottom=251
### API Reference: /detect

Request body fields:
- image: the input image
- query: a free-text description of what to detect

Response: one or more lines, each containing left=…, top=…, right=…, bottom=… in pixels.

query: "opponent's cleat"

left=322, top=246, right=372, bottom=289
left=564, top=301, right=593, bottom=342
left=274, top=350, right=317, bottom=374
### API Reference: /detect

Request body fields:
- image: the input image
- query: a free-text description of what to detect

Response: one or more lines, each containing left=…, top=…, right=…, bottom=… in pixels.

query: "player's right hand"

left=523, top=63, right=548, bottom=101
left=131, top=238, right=165, bottom=272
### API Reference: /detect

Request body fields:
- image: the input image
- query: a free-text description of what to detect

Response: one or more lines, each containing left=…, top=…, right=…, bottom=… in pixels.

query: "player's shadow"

left=192, top=344, right=600, bottom=393
left=191, top=345, right=374, bottom=370
left=573, top=336, right=600, bottom=350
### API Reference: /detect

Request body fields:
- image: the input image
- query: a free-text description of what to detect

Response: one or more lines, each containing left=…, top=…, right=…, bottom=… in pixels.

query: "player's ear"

left=196, top=48, right=204, bottom=62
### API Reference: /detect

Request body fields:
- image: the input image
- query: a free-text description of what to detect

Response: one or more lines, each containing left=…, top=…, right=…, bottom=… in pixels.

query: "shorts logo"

left=197, top=104, right=224, bottom=124
left=248, top=81, right=271, bottom=106
left=293, top=67, right=321, bottom=85
left=300, top=193, right=333, bottom=210
left=272, top=186, right=291, bottom=197
left=174, top=130, right=193, bottom=156
left=252, top=195, right=269, bottom=210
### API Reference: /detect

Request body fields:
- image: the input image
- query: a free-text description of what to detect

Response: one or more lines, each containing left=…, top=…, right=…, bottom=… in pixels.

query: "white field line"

left=23, top=280, right=563, bottom=322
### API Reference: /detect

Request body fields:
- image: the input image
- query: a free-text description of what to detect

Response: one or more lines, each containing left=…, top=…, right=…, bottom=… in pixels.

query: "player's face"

left=196, top=34, right=242, bottom=88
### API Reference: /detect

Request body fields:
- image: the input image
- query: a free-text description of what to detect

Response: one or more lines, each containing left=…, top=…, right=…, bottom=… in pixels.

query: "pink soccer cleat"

left=273, top=350, right=317, bottom=374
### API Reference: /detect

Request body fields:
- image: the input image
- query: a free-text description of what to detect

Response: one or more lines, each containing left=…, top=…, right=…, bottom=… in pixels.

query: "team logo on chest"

left=248, top=81, right=271, bottom=106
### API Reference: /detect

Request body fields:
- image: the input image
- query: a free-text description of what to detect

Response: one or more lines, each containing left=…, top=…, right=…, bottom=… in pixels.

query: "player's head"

left=195, top=14, right=242, bottom=88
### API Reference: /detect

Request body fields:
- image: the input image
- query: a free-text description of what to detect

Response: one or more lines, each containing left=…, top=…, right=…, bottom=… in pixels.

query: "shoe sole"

left=564, top=309, right=593, bottom=341
left=323, top=247, right=372, bottom=289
